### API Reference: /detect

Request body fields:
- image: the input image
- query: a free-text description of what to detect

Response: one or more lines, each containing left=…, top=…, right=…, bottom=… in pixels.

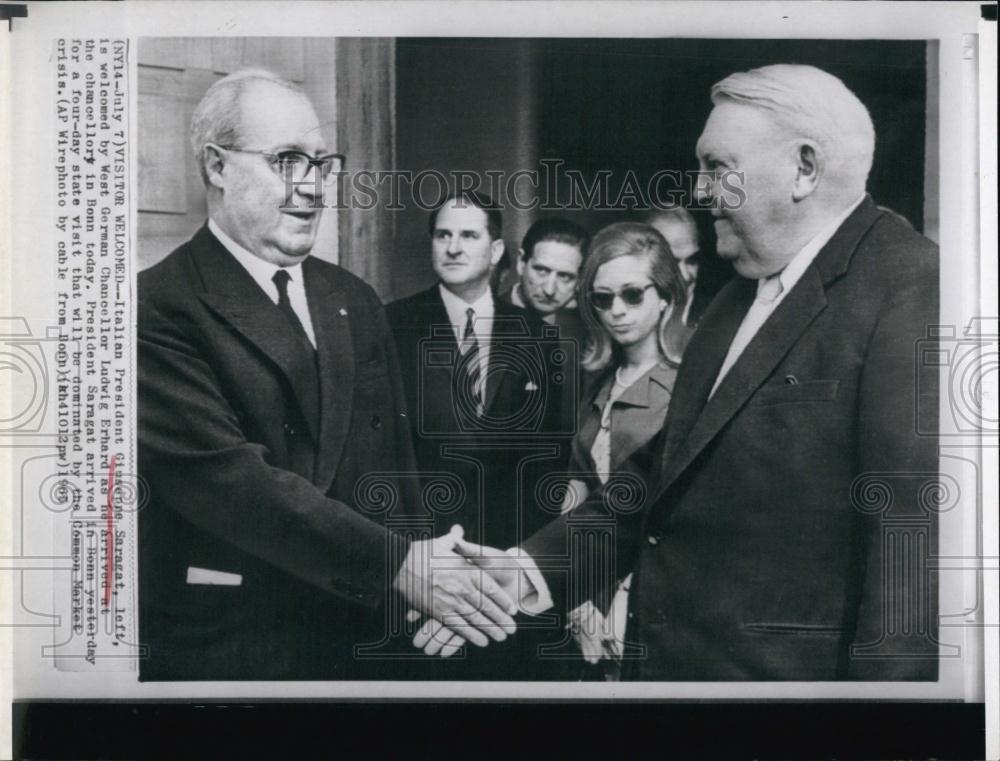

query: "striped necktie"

left=459, top=307, right=483, bottom=416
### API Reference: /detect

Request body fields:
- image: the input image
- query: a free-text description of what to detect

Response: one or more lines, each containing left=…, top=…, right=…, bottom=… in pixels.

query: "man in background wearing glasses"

left=137, top=69, right=519, bottom=681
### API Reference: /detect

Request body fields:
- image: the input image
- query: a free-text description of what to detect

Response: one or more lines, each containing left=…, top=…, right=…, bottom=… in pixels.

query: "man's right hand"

left=393, top=526, right=518, bottom=648
left=407, top=536, right=541, bottom=657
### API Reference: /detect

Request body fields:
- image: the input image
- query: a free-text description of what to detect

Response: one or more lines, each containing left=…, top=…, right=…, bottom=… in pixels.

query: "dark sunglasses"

left=590, top=284, right=657, bottom=311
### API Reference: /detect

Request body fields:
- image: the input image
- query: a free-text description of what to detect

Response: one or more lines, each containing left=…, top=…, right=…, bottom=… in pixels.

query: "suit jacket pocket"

left=750, top=379, right=840, bottom=406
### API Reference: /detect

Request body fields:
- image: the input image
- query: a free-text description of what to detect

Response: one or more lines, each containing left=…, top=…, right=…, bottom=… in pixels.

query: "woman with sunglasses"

left=561, top=221, right=689, bottom=680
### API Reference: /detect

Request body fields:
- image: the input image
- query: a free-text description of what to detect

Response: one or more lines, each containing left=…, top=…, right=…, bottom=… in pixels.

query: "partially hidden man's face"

left=431, top=201, right=505, bottom=294
left=218, top=82, right=327, bottom=266
left=696, top=101, right=801, bottom=279
left=517, top=241, right=583, bottom=315
left=648, top=219, right=699, bottom=283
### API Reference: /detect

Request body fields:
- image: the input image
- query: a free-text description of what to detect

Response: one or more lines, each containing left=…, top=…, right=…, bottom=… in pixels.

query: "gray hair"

left=711, top=64, right=875, bottom=191
left=189, top=68, right=306, bottom=185
left=645, top=206, right=697, bottom=233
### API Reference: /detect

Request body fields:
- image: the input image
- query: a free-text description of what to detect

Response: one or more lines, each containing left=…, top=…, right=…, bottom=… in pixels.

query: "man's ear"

left=490, top=238, right=505, bottom=266
left=515, top=248, right=526, bottom=276
left=792, top=141, right=822, bottom=201
left=204, top=144, right=227, bottom=190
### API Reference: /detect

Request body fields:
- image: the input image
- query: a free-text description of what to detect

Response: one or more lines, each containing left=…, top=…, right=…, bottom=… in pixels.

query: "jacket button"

left=647, top=534, right=659, bottom=546
left=283, top=423, right=296, bottom=436
left=370, top=415, right=382, bottom=430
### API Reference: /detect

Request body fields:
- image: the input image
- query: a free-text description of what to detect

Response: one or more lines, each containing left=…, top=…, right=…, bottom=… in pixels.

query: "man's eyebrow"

left=696, top=139, right=722, bottom=158
left=270, top=143, right=331, bottom=156
left=698, top=145, right=732, bottom=165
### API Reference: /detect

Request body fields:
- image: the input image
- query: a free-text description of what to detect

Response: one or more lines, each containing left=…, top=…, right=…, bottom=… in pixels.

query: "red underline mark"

left=103, top=456, right=117, bottom=608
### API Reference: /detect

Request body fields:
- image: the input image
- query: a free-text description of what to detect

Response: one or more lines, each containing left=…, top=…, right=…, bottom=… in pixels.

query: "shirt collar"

left=438, top=282, right=495, bottom=326
left=208, top=218, right=305, bottom=295
left=763, top=193, right=866, bottom=298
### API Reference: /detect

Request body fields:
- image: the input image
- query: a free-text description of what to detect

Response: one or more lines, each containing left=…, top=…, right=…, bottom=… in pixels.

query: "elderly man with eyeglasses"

left=137, top=69, right=518, bottom=681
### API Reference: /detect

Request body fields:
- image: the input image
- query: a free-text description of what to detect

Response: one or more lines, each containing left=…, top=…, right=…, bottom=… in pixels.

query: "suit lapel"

left=426, top=287, right=459, bottom=352
left=192, top=227, right=322, bottom=442
left=655, top=196, right=882, bottom=494
left=610, top=364, right=676, bottom=472
left=418, top=288, right=463, bottom=426
left=657, top=276, right=755, bottom=474
left=305, top=257, right=355, bottom=490
left=482, top=300, right=524, bottom=413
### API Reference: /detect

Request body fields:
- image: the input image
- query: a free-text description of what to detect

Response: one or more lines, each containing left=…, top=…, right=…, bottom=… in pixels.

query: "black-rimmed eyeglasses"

left=216, top=145, right=346, bottom=183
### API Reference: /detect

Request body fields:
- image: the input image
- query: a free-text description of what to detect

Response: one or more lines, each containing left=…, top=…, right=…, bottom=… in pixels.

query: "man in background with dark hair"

left=388, top=193, right=574, bottom=676
left=388, top=192, right=570, bottom=550
left=500, top=217, right=590, bottom=347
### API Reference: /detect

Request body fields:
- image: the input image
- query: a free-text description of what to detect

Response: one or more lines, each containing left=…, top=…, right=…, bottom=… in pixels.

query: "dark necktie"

left=272, top=269, right=311, bottom=346
left=460, top=307, right=483, bottom=415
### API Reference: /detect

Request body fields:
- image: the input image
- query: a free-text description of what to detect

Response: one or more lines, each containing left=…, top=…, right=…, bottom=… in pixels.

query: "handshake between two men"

left=392, top=526, right=544, bottom=658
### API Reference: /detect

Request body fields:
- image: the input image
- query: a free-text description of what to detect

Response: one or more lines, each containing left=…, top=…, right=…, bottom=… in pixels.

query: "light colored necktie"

left=709, top=274, right=785, bottom=398
left=756, top=274, right=784, bottom=304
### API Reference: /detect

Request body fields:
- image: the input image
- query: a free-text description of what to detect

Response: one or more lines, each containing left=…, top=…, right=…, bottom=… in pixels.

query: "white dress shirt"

left=438, top=283, right=494, bottom=384
left=208, top=218, right=317, bottom=348
left=708, top=195, right=865, bottom=398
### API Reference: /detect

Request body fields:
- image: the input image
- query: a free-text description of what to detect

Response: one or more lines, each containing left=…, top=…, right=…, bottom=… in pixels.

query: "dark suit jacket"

left=524, top=197, right=939, bottom=680
left=138, top=225, right=418, bottom=681
left=387, top=285, right=573, bottom=549
left=498, top=281, right=598, bottom=402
